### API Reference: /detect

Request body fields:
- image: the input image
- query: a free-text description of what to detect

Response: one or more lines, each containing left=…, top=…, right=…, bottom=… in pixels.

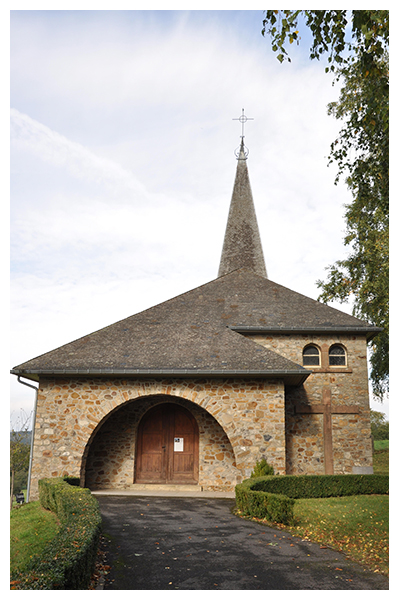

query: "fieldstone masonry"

left=84, top=396, right=239, bottom=491
left=29, top=377, right=286, bottom=500
left=247, top=333, right=373, bottom=475
left=28, top=330, right=374, bottom=501
left=13, top=140, right=378, bottom=502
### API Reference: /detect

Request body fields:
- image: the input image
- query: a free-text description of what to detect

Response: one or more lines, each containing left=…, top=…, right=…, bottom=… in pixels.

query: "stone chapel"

left=12, top=130, right=381, bottom=500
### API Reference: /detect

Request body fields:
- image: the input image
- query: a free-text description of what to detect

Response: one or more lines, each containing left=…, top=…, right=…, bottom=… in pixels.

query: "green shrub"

left=235, top=473, right=389, bottom=526
left=249, top=474, right=389, bottom=499
left=250, top=458, right=274, bottom=478
left=62, top=476, right=81, bottom=487
left=10, top=477, right=102, bottom=590
left=236, top=479, right=295, bottom=525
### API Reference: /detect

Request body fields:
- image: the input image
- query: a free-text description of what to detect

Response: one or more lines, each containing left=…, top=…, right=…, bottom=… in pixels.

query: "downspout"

left=17, top=376, right=39, bottom=503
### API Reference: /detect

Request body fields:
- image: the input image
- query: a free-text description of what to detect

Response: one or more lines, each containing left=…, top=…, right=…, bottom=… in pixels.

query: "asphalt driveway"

left=96, top=495, right=389, bottom=590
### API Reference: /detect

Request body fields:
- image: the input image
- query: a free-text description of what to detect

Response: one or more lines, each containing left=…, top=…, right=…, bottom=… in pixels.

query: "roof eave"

left=10, top=367, right=311, bottom=386
left=229, top=325, right=383, bottom=341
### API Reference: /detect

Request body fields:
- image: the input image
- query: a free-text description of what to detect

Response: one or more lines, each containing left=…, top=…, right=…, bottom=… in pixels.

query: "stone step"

left=131, top=483, right=203, bottom=492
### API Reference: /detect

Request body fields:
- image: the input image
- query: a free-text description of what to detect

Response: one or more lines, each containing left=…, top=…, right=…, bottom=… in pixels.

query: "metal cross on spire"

left=233, top=109, right=254, bottom=158
left=233, top=108, right=254, bottom=139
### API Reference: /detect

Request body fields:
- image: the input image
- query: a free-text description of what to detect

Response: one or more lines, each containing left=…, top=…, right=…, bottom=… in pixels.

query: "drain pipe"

left=17, top=376, right=39, bottom=503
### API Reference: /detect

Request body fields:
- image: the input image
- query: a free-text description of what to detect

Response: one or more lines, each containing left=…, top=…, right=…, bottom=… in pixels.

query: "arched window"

left=302, top=345, right=320, bottom=366
left=329, top=344, right=346, bottom=366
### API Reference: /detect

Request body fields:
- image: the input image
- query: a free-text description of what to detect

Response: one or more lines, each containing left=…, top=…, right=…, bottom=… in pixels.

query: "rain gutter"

left=11, top=367, right=311, bottom=386
left=229, top=325, right=383, bottom=341
left=16, top=376, right=39, bottom=503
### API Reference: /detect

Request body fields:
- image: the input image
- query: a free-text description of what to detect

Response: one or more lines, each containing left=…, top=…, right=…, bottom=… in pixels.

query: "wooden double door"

left=135, top=403, right=199, bottom=484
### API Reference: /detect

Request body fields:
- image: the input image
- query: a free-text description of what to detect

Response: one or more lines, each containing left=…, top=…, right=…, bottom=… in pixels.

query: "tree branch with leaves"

left=262, top=10, right=389, bottom=398
left=10, top=411, right=31, bottom=510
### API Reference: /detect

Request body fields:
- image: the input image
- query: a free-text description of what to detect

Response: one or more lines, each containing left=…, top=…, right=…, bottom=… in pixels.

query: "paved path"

left=96, top=495, right=389, bottom=590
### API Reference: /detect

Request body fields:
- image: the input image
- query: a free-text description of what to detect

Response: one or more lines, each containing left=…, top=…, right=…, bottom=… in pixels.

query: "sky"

left=8, top=6, right=390, bottom=427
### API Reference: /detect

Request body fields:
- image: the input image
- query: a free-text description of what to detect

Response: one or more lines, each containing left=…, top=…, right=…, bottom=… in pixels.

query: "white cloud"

left=11, top=109, right=150, bottom=198
left=10, top=10, right=388, bottom=424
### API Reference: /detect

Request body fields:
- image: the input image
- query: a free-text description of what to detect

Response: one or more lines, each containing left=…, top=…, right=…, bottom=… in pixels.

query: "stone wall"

left=27, top=333, right=373, bottom=499
left=84, top=395, right=239, bottom=491
left=246, top=333, right=373, bottom=474
left=29, top=377, right=286, bottom=499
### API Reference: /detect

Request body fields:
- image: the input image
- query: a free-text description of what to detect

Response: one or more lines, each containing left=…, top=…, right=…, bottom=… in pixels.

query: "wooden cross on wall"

left=294, top=387, right=359, bottom=475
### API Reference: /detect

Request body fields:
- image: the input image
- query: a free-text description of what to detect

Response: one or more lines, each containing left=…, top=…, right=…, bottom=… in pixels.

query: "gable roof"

left=11, top=269, right=380, bottom=384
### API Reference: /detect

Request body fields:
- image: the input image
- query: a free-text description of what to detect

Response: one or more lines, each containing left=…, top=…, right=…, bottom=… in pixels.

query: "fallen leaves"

left=88, top=536, right=112, bottom=589
left=236, top=495, right=389, bottom=576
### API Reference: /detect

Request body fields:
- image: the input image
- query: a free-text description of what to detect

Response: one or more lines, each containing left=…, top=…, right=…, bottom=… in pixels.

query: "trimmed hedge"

left=235, top=474, right=389, bottom=525
left=249, top=474, right=389, bottom=499
left=10, top=477, right=102, bottom=590
left=235, top=479, right=295, bottom=525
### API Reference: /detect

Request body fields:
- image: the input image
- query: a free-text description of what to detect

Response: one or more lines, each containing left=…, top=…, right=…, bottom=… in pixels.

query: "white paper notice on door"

left=174, top=437, right=184, bottom=452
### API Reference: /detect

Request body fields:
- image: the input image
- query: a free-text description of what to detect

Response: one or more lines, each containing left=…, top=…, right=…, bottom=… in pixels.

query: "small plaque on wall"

left=174, top=437, right=184, bottom=452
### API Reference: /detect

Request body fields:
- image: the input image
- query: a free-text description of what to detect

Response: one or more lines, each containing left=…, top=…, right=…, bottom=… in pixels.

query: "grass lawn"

left=241, top=446, right=389, bottom=576
left=278, top=494, right=389, bottom=575
left=373, top=450, right=389, bottom=475
left=10, top=501, right=60, bottom=574
left=244, top=495, right=389, bottom=576
left=10, top=443, right=389, bottom=584
left=373, top=441, right=389, bottom=475
left=374, top=440, right=389, bottom=451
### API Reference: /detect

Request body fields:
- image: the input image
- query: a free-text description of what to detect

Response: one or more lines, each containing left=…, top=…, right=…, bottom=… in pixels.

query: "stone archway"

left=83, top=394, right=240, bottom=491
left=28, top=377, right=285, bottom=500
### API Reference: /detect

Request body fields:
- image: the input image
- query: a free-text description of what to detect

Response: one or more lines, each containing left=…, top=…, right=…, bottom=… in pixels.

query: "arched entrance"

left=135, top=403, right=199, bottom=484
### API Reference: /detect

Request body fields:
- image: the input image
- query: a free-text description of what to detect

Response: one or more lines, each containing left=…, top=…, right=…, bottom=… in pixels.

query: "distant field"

left=374, top=439, right=389, bottom=450
left=373, top=451, right=389, bottom=476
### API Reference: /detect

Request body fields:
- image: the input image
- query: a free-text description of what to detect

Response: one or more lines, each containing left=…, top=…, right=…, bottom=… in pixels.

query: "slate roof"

left=11, top=269, right=380, bottom=384
left=218, top=141, right=267, bottom=278
left=11, top=144, right=381, bottom=385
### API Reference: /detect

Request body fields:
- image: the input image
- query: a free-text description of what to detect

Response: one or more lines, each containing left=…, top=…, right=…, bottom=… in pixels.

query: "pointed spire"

left=218, top=138, right=268, bottom=278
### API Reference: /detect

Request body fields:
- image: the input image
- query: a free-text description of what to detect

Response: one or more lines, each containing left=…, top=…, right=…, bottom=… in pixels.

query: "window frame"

left=302, top=344, right=321, bottom=367
left=328, top=344, right=347, bottom=367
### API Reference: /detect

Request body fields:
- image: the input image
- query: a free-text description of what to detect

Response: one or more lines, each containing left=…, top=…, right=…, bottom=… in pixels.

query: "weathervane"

left=233, top=108, right=253, bottom=158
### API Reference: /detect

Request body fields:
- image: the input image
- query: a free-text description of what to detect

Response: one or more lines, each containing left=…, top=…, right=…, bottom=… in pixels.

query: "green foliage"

left=370, top=409, right=389, bottom=440
left=10, top=416, right=31, bottom=507
left=62, top=476, right=81, bottom=487
left=10, top=433, right=31, bottom=477
left=10, top=477, right=102, bottom=590
left=262, top=10, right=389, bottom=398
left=10, top=501, right=60, bottom=573
left=374, top=439, right=389, bottom=451
left=12, top=470, right=28, bottom=495
left=287, top=495, right=389, bottom=575
left=236, top=480, right=295, bottom=525
left=318, top=53, right=389, bottom=398
left=373, top=449, right=389, bottom=475
left=262, top=10, right=388, bottom=72
left=249, top=474, right=388, bottom=498
left=236, top=473, right=388, bottom=525
left=250, top=458, right=274, bottom=478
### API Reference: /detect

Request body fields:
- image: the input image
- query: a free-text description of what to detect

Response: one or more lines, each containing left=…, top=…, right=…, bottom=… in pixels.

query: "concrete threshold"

left=91, top=484, right=235, bottom=499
